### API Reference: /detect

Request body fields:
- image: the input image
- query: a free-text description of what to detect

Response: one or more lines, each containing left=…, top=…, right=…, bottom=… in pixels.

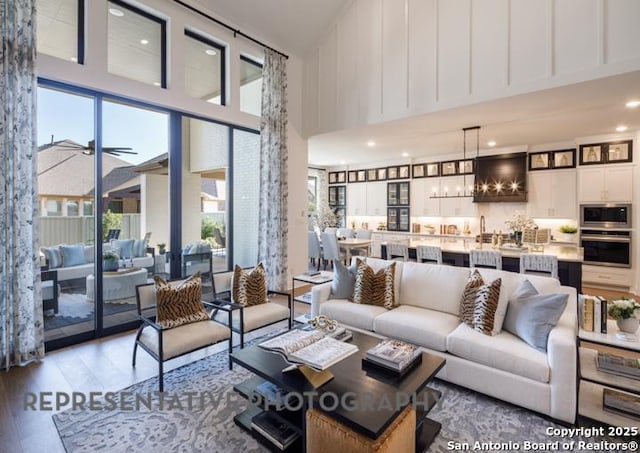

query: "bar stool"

left=388, top=243, right=410, bottom=261
left=520, top=254, right=558, bottom=279
left=469, top=250, right=502, bottom=270
left=416, top=245, right=443, bottom=264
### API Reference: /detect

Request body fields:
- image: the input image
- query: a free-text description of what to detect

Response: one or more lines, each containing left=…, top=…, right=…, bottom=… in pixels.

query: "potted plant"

left=103, top=250, right=119, bottom=272
left=608, top=298, right=640, bottom=334
left=157, top=243, right=166, bottom=255
left=557, top=225, right=578, bottom=243
left=504, top=211, right=536, bottom=246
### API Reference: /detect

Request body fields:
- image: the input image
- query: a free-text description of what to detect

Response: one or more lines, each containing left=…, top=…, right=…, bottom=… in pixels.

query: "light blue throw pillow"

left=503, top=280, right=568, bottom=352
left=59, top=244, right=86, bottom=267
left=42, top=246, right=63, bottom=269
left=133, top=239, right=147, bottom=257
left=330, top=259, right=357, bottom=300
left=111, top=239, right=134, bottom=259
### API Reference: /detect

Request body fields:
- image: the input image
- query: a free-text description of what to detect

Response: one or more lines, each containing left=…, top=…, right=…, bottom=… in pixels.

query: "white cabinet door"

left=578, top=168, right=606, bottom=202
left=365, top=181, right=387, bottom=216
left=527, top=172, right=551, bottom=218
left=551, top=169, right=577, bottom=218
left=346, top=183, right=367, bottom=216
left=604, top=166, right=633, bottom=202
left=424, top=178, right=441, bottom=217
left=440, top=176, right=475, bottom=217
left=410, top=179, right=425, bottom=215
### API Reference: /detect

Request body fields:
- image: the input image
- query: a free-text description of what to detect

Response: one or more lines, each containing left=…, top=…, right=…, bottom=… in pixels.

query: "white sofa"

left=311, top=257, right=578, bottom=424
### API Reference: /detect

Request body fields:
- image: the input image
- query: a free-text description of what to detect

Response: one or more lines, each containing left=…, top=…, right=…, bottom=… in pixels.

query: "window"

left=107, top=0, right=166, bottom=87
left=37, top=0, right=83, bottom=63
left=66, top=201, right=79, bottom=216
left=83, top=201, right=94, bottom=216
left=240, top=56, right=262, bottom=116
left=308, top=176, right=318, bottom=213
left=46, top=200, right=62, bottom=216
left=184, top=31, right=225, bottom=105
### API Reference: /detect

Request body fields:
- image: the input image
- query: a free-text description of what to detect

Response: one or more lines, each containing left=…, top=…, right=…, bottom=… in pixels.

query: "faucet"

left=480, top=215, right=486, bottom=235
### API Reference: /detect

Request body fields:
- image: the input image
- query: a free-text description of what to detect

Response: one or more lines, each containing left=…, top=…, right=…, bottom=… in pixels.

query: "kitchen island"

left=381, top=238, right=583, bottom=292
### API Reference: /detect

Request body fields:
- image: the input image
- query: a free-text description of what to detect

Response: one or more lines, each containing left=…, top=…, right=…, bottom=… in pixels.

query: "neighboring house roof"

left=38, top=139, right=136, bottom=197
left=133, top=152, right=168, bottom=175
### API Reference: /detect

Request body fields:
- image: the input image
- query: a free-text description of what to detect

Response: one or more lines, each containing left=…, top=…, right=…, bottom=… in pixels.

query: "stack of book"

left=251, top=411, right=299, bottom=450
left=603, top=388, right=640, bottom=420
left=363, top=339, right=422, bottom=374
left=597, top=352, right=640, bottom=380
left=579, top=294, right=608, bottom=333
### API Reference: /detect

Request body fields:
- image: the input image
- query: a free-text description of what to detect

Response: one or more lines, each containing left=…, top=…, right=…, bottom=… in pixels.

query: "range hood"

left=473, top=152, right=527, bottom=203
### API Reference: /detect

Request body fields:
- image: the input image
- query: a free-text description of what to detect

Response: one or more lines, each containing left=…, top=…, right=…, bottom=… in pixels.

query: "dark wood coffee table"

left=231, top=330, right=445, bottom=452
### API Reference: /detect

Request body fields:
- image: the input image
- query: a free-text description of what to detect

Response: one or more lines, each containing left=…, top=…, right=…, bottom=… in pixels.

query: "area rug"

left=44, top=293, right=137, bottom=330
left=53, top=340, right=628, bottom=453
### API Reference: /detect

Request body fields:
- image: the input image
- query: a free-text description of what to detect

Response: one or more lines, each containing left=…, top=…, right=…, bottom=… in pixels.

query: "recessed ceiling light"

left=367, top=140, right=376, bottom=147
left=625, top=100, right=640, bottom=108
left=205, top=49, right=217, bottom=56
left=401, top=152, right=409, bottom=157
left=487, top=141, right=496, bottom=147
left=616, top=125, right=628, bottom=132
left=109, top=8, right=124, bottom=17
left=153, top=82, right=161, bottom=86
left=140, top=39, right=149, bottom=45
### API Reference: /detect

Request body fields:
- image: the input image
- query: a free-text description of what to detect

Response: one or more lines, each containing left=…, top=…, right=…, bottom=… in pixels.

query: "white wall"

left=38, top=0, right=308, bottom=276
left=304, top=0, right=640, bottom=136
left=140, top=174, right=169, bottom=248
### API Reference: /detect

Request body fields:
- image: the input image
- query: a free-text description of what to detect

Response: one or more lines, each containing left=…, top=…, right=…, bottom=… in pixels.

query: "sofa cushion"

left=373, top=305, right=460, bottom=352
left=111, top=239, right=135, bottom=259
left=320, top=300, right=388, bottom=331
left=446, top=323, right=550, bottom=383
left=83, top=245, right=94, bottom=263
left=330, top=260, right=356, bottom=300
left=503, top=280, right=568, bottom=352
left=474, top=269, right=562, bottom=333
left=362, top=257, right=402, bottom=304
left=59, top=244, right=86, bottom=267
left=353, top=260, right=396, bottom=309
left=399, top=262, right=470, bottom=315
left=42, top=246, right=63, bottom=269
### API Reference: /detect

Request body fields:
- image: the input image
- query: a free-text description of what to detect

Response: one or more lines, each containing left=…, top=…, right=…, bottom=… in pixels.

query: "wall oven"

left=580, top=229, right=631, bottom=268
left=580, top=204, right=632, bottom=229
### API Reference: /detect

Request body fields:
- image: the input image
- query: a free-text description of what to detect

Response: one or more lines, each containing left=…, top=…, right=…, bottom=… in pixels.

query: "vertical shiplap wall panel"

left=509, top=0, right=549, bottom=85
left=303, top=49, right=319, bottom=136
left=338, top=2, right=360, bottom=129
left=382, top=0, right=408, bottom=118
left=318, top=27, right=338, bottom=132
left=437, top=0, right=471, bottom=102
left=554, top=0, right=598, bottom=75
left=606, top=0, right=640, bottom=63
left=407, top=0, right=437, bottom=113
left=357, top=0, right=383, bottom=124
left=471, top=0, right=509, bottom=96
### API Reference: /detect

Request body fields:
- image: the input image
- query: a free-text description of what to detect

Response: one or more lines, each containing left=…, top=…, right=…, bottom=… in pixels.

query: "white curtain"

left=257, top=49, right=288, bottom=291
left=0, top=0, right=44, bottom=368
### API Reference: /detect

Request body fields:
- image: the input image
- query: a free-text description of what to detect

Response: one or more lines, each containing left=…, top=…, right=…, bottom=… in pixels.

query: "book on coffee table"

left=259, top=329, right=358, bottom=371
left=251, top=411, right=299, bottom=450
left=597, top=352, right=640, bottom=380
left=364, top=339, right=422, bottom=372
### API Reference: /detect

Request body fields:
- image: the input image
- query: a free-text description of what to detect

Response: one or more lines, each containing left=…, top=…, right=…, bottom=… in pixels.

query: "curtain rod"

left=172, top=0, right=289, bottom=60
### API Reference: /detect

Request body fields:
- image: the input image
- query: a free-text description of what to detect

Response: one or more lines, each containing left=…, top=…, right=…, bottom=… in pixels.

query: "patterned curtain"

left=257, top=49, right=288, bottom=291
left=0, top=0, right=44, bottom=369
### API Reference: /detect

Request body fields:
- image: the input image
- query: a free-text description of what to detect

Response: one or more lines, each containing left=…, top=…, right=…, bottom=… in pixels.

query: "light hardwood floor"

left=0, top=296, right=311, bottom=453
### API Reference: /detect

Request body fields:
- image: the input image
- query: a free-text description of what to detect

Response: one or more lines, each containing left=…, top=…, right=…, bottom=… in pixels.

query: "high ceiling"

left=201, top=0, right=349, bottom=57
left=308, top=71, right=640, bottom=167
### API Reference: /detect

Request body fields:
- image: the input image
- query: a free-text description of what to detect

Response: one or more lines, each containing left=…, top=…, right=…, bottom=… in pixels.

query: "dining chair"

left=355, top=229, right=372, bottom=239
left=469, top=250, right=502, bottom=270
left=351, top=229, right=373, bottom=256
left=416, top=245, right=443, bottom=264
left=321, top=232, right=345, bottom=268
left=308, top=231, right=322, bottom=270
left=324, top=227, right=338, bottom=236
left=337, top=228, right=354, bottom=238
left=520, top=254, right=558, bottom=279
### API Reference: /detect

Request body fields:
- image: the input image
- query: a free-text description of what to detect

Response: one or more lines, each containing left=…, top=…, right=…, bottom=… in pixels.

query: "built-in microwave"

left=580, top=204, right=632, bottom=229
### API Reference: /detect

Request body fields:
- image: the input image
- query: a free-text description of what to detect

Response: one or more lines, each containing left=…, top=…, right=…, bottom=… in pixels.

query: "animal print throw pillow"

left=154, top=272, right=209, bottom=329
left=232, top=263, right=268, bottom=307
left=352, top=259, right=396, bottom=309
left=459, top=269, right=502, bottom=335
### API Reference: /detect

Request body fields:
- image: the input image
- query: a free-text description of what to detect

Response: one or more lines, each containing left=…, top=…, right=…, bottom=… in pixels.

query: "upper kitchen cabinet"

left=578, top=166, right=633, bottom=203
left=439, top=176, right=476, bottom=217
left=387, top=181, right=410, bottom=206
left=528, top=169, right=577, bottom=218
left=411, top=178, right=441, bottom=217
left=346, top=182, right=367, bottom=216
left=365, top=181, right=387, bottom=216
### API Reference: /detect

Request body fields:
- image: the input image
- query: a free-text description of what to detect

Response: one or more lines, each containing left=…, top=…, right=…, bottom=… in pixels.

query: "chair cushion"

left=353, top=260, right=396, bottom=309
left=42, top=246, right=63, bottom=269
left=232, top=263, right=268, bottom=306
left=320, top=300, right=388, bottom=331
left=373, top=306, right=460, bottom=352
left=503, top=280, right=568, bottom=352
left=447, top=323, right=550, bottom=383
left=214, top=302, right=289, bottom=331
left=59, top=244, right=86, bottom=267
left=459, top=269, right=502, bottom=336
left=330, top=260, right=356, bottom=300
left=83, top=245, right=94, bottom=263
left=139, top=320, right=230, bottom=360
left=154, top=273, right=209, bottom=329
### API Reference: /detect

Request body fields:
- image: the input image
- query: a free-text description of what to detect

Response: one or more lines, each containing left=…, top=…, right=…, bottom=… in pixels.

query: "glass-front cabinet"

left=387, top=182, right=410, bottom=231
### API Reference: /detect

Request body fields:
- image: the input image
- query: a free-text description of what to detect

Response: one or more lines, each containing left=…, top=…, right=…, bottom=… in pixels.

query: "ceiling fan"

left=57, top=139, right=136, bottom=156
